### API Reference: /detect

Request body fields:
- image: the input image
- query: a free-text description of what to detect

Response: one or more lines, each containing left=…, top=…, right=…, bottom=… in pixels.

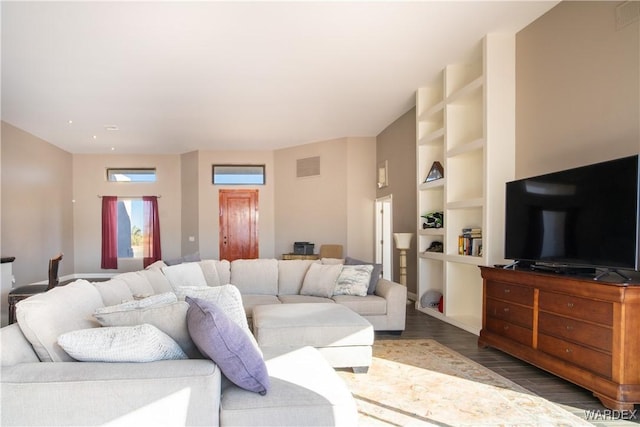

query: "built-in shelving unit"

left=415, top=34, right=516, bottom=335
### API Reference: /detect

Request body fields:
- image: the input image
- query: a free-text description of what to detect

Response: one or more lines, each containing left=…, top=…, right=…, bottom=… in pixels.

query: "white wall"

left=72, top=153, right=182, bottom=273
left=274, top=137, right=377, bottom=260
left=196, top=150, right=276, bottom=260
left=1, top=122, right=74, bottom=284
left=516, top=1, right=639, bottom=178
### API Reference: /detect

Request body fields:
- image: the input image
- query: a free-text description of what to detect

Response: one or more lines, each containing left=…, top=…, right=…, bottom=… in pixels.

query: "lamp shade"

left=393, top=233, right=414, bottom=250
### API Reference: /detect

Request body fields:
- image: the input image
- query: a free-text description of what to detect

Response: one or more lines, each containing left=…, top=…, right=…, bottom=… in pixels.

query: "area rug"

left=337, top=339, right=592, bottom=427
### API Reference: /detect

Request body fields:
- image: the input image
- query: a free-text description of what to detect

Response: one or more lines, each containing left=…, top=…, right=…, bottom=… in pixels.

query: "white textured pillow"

left=93, top=301, right=200, bottom=359
left=333, top=265, right=374, bottom=296
left=162, top=262, right=208, bottom=290
left=300, top=263, right=343, bottom=298
left=58, top=324, right=187, bottom=362
left=174, top=285, right=248, bottom=332
left=94, top=292, right=177, bottom=315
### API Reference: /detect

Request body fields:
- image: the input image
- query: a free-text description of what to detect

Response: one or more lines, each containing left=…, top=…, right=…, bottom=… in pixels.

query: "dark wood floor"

left=375, top=305, right=639, bottom=426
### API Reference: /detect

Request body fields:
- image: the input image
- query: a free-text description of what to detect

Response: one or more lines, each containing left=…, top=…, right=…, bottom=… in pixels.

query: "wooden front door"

left=219, top=189, right=259, bottom=261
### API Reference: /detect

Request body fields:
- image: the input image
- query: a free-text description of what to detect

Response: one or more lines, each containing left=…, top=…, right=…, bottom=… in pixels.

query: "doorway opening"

left=375, top=195, right=393, bottom=280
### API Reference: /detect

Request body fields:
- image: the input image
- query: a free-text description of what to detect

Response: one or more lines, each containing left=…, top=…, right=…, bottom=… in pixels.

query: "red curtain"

left=143, top=196, right=162, bottom=268
left=101, top=196, right=118, bottom=269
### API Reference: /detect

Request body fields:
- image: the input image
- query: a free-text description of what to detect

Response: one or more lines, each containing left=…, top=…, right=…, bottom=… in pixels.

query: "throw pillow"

left=186, top=297, right=270, bottom=395
left=174, top=284, right=260, bottom=353
left=300, top=263, right=342, bottom=298
left=197, top=260, right=221, bottom=287
left=345, top=256, right=383, bottom=294
left=162, top=262, right=208, bottom=290
left=333, top=264, right=374, bottom=297
left=57, top=324, right=187, bottom=362
left=93, top=301, right=201, bottom=359
left=94, top=292, right=177, bottom=315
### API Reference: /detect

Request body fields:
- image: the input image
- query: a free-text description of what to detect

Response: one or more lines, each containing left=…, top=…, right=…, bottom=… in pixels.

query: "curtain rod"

left=97, top=195, right=162, bottom=198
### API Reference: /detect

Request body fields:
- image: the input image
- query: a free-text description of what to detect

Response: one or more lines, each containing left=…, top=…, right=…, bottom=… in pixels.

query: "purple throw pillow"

left=185, top=296, right=269, bottom=395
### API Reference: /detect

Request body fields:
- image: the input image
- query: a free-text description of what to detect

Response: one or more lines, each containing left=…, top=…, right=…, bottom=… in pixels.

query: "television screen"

left=505, top=155, right=640, bottom=271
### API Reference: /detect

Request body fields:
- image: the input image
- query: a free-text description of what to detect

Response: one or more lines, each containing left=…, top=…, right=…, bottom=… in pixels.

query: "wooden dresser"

left=478, top=266, right=640, bottom=410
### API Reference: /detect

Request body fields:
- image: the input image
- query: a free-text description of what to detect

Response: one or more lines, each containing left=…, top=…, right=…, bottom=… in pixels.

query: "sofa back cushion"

left=230, top=259, right=278, bottom=295
left=93, top=278, right=135, bottom=306
left=16, top=280, right=105, bottom=362
left=198, top=260, right=231, bottom=287
left=162, top=262, right=208, bottom=289
left=277, top=260, right=316, bottom=295
left=112, top=272, right=156, bottom=297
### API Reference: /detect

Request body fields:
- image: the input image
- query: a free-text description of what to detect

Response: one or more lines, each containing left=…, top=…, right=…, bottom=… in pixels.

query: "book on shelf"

left=458, top=227, right=482, bottom=256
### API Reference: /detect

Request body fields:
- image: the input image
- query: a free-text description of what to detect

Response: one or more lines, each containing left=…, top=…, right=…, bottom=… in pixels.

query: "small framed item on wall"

left=424, top=161, right=444, bottom=183
left=377, top=160, right=388, bottom=188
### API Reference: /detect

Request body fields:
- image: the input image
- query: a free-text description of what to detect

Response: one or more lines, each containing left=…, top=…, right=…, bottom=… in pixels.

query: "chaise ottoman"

left=252, top=303, right=374, bottom=373
left=220, top=346, right=358, bottom=426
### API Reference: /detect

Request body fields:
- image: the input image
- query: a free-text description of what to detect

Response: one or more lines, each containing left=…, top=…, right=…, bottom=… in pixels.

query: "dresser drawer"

left=486, top=317, right=533, bottom=346
left=486, top=298, right=533, bottom=328
left=538, top=333, right=612, bottom=378
left=538, top=312, right=612, bottom=352
left=539, top=291, right=612, bottom=326
left=486, top=281, right=534, bottom=305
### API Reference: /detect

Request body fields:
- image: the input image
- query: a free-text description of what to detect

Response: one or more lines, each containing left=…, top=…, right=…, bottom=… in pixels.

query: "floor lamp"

left=393, top=232, right=413, bottom=305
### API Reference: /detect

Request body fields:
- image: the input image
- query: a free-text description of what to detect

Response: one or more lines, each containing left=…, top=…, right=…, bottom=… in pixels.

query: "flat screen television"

left=504, top=155, right=640, bottom=274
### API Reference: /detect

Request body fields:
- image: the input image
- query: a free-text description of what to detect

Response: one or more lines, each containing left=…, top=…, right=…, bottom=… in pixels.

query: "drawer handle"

left=503, top=325, right=509, bottom=330
left=503, top=307, right=510, bottom=313
left=504, top=289, right=511, bottom=293
left=565, top=325, right=573, bottom=331
left=567, top=302, right=574, bottom=308
left=565, top=348, right=572, bottom=353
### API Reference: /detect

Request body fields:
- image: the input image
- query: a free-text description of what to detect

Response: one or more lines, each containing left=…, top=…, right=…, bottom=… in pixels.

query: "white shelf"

left=418, top=178, right=445, bottom=191
left=446, top=198, right=483, bottom=210
left=415, top=33, right=515, bottom=337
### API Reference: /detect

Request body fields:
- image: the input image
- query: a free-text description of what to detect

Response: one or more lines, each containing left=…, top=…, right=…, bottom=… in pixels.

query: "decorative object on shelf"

left=377, top=160, right=388, bottom=189
left=420, top=290, right=443, bottom=310
left=421, top=211, right=443, bottom=229
left=425, top=241, right=443, bottom=253
left=393, top=233, right=413, bottom=305
left=424, top=161, right=444, bottom=183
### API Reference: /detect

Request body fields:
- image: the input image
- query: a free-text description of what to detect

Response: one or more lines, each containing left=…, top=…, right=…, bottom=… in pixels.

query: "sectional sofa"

left=1, top=257, right=407, bottom=426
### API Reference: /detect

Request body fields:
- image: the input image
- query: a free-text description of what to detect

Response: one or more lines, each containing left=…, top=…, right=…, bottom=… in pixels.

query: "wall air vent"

left=616, top=1, right=640, bottom=30
left=296, top=156, right=321, bottom=178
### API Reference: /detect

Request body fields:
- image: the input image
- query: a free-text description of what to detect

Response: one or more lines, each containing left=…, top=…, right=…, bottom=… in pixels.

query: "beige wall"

left=72, top=153, right=183, bottom=273
left=376, top=108, right=417, bottom=294
left=180, top=151, right=200, bottom=256
left=196, top=150, right=276, bottom=259
left=1, top=122, right=74, bottom=284
left=274, top=137, right=376, bottom=259
left=516, top=1, right=639, bottom=178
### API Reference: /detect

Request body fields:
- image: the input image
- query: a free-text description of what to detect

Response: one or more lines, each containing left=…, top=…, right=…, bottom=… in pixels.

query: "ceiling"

left=1, top=1, right=559, bottom=154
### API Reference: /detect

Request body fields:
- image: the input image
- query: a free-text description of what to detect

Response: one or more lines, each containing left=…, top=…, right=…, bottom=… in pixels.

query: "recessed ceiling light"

left=67, top=120, right=73, bottom=124
left=93, top=135, right=97, bottom=140
left=104, top=125, right=119, bottom=131
left=111, top=147, right=116, bottom=151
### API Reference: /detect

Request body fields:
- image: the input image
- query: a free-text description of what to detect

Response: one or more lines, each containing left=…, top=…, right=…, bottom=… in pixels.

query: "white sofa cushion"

left=57, top=324, right=187, bottom=362
left=138, top=268, right=174, bottom=294
left=93, top=278, right=135, bottom=306
left=300, top=263, right=342, bottom=298
left=112, top=271, right=156, bottom=297
left=15, top=280, right=105, bottom=362
left=231, top=259, right=278, bottom=295
left=94, top=292, right=177, bottom=315
left=162, top=262, right=208, bottom=289
left=198, top=260, right=222, bottom=287
left=93, top=301, right=200, bottom=358
left=277, top=260, right=315, bottom=295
